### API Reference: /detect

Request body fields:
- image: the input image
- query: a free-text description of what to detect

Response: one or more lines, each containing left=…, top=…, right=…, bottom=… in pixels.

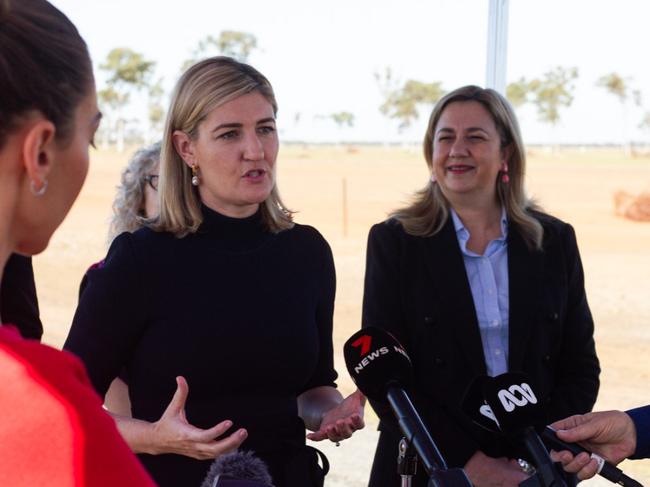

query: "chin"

left=14, top=235, right=51, bottom=256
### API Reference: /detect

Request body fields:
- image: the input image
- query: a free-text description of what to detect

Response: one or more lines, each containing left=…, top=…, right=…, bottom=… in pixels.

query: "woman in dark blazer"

left=362, top=85, right=600, bottom=487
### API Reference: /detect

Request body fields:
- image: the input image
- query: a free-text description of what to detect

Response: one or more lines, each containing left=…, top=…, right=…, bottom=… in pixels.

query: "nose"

left=243, top=132, right=264, bottom=161
left=449, top=138, right=469, bottom=158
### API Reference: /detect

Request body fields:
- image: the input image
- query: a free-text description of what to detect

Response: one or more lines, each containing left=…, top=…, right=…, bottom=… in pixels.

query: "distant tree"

left=597, top=72, right=628, bottom=103
left=330, top=112, right=355, bottom=128
left=99, top=48, right=156, bottom=151
left=528, top=66, right=579, bottom=127
left=640, top=111, right=650, bottom=130
left=506, top=77, right=531, bottom=109
left=182, top=31, right=258, bottom=71
left=597, top=73, right=642, bottom=155
left=147, top=78, right=165, bottom=143
left=378, top=77, right=445, bottom=130
left=97, top=85, right=125, bottom=149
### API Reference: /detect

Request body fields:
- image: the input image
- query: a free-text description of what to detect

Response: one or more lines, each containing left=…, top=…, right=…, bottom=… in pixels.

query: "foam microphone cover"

left=343, top=326, right=412, bottom=402
left=481, top=372, right=544, bottom=436
left=460, top=375, right=502, bottom=434
left=201, top=451, right=274, bottom=487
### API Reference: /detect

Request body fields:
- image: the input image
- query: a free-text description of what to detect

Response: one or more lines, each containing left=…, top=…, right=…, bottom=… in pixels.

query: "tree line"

left=96, top=31, right=649, bottom=150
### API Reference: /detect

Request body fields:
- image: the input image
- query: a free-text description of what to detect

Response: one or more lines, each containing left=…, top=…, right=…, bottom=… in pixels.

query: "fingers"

left=550, top=450, right=600, bottom=481
left=162, top=376, right=190, bottom=419
left=551, top=414, right=582, bottom=432
left=184, top=428, right=248, bottom=460
left=306, top=414, right=365, bottom=443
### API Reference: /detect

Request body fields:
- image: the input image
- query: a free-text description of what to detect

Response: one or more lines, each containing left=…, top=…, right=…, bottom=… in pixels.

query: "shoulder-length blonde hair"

left=391, top=85, right=543, bottom=250
left=153, top=56, right=293, bottom=237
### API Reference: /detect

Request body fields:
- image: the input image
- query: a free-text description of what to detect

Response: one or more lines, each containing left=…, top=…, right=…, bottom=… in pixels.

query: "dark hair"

left=0, top=0, right=93, bottom=149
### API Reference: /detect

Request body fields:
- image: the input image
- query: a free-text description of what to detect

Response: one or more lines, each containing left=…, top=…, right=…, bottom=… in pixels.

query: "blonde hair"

left=108, top=142, right=161, bottom=242
left=391, top=85, right=543, bottom=250
left=154, top=56, right=293, bottom=237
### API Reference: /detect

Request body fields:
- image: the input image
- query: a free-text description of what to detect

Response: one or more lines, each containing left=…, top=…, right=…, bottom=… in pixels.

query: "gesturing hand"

left=306, top=389, right=365, bottom=443
left=151, top=376, right=247, bottom=460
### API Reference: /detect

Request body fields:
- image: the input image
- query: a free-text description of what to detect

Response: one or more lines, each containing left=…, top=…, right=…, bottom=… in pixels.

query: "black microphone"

left=461, top=377, right=643, bottom=487
left=344, top=327, right=472, bottom=487
left=542, top=427, right=644, bottom=487
left=479, top=373, right=568, bottom=487
left=201, top=451, right=274, bottom=487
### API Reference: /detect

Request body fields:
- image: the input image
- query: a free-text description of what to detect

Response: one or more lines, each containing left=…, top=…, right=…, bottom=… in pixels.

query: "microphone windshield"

left=481, top=372, right=544, bottom=436
left=201, top=451, right=274, bottom=487
left=343, top=327, right=412, bottom=402
left=460, top=375, right=502, bottom=434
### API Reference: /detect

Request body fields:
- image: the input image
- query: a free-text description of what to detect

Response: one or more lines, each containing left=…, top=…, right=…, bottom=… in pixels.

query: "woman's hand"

left=306, top=389, right=365, bottom=443
left=143, top=376, right=247, bottom=459
left=464, top=450, right=530, bottom=487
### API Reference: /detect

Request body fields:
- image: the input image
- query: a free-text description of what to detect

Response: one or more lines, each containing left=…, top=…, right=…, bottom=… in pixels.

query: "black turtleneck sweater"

left=64, top=207, right=337, bottom=487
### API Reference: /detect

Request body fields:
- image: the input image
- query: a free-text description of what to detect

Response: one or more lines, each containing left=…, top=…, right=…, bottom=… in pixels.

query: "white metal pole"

left=486, top=0, right=510, bottom=94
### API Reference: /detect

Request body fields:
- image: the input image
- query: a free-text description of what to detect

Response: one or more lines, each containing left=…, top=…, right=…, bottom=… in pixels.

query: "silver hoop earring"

left=30, top=179, right=48, bottom=197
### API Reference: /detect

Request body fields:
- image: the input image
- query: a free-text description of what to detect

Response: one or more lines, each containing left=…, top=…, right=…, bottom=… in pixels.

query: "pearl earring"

left=430, top=173, right=436, bottom=184
left=191, top=164, right=200, bottom=186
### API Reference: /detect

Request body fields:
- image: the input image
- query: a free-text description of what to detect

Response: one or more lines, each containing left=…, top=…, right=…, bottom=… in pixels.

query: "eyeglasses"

left=143, top=174, right=159, bottom=191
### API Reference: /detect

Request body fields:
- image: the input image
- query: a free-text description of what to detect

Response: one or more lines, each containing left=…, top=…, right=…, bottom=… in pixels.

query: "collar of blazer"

left=421, top=216, right=544, bottom=375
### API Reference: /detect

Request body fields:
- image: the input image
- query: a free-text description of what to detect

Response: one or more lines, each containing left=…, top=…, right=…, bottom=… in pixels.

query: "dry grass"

left=33, top=146, right=650, bottom=485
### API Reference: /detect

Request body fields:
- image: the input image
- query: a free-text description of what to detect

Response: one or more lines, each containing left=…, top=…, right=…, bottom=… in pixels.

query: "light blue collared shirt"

left=450, top=208, right=509, bottom=377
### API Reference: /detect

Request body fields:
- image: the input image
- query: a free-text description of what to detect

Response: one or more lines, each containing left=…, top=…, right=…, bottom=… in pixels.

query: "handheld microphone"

left=461, top=376, right=644, bottom=487
left=200, top=451, right=274, bottom=487
left=344, top=327, right=472, bottom=487
left=542, top=427, right=644, bottom=487
left=480, top=372, right=567, bottom=487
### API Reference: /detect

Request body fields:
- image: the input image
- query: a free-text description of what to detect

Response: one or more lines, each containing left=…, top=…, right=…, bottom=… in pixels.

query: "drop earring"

left=501, top=164, right=510, bottom=184
left=191, top=164, right=200, bottom=186
left=430, top=173, right=436, bottom=184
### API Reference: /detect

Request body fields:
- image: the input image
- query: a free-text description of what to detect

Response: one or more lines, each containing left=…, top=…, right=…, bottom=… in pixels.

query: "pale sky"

left=51, top=0, right=650, bottom=145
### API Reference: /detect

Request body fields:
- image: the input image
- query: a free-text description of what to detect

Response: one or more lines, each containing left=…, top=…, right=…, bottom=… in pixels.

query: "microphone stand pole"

left=398, top=437, right=418, bottom=487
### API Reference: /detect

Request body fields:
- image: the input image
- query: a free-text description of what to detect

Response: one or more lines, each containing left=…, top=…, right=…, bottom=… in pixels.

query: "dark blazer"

left=628, top=405, right=650, bottom=459
left=362, top=212, right=600, bottom=485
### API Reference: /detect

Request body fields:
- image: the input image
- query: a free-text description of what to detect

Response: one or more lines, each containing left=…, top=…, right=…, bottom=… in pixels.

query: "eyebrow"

left=211, top=117, right=276, bottom=134
left=436, top=126, right=489, bottom=135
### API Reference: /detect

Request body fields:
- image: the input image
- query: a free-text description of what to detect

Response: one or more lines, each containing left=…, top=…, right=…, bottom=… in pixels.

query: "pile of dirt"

left=613, top=190, right=650, bottom=222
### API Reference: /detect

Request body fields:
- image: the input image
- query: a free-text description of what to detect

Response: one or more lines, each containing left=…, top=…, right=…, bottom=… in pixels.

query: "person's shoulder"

left=526, top=209, right=575, bottom=242
left=284, top=223, right=331, bottom=251
left=368, top=217, right=409, bottom=241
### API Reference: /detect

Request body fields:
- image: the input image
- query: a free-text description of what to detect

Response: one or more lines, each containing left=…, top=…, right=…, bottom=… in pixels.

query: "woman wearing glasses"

left=83, top=142, right=162, bottom=417
left=65, top=56, right=364, bottom=487
left=108, top=142, right=161, bottom=241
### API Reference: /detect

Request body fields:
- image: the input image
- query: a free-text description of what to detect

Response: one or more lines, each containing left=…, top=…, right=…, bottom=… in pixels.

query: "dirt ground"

left=34, top=146, right=650, bottom=485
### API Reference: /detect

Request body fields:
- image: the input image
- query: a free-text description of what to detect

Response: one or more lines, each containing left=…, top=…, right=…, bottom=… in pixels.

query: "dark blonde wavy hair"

left=391, top=85, right=543, bottom=250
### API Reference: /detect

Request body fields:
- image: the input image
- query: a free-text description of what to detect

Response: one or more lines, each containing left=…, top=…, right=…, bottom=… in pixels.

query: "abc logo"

left=497, top=383, right=537, bottom=412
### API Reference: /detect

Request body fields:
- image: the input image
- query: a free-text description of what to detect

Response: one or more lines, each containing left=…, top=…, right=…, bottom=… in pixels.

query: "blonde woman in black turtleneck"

left=64, top=56, right=365, bottom=487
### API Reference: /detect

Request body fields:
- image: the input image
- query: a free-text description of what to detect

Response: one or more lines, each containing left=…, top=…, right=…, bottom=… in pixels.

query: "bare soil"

left=34, top=146, right=650, bottom=485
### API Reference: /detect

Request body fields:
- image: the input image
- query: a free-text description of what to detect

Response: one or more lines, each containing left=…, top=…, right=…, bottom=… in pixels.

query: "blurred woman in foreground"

left=0, top=0, right=156, bottom=484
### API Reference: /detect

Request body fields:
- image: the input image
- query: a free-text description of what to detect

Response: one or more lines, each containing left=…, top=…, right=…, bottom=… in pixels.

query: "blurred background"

left=36, top=1, right=650, bottom=485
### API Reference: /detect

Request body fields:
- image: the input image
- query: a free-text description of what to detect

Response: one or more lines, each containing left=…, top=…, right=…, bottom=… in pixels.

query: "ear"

left=172, top=130, right=196, bottom=168
left=500, top=144, right=513, bottom=168
left=22, top=119, right=57, bottom=188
